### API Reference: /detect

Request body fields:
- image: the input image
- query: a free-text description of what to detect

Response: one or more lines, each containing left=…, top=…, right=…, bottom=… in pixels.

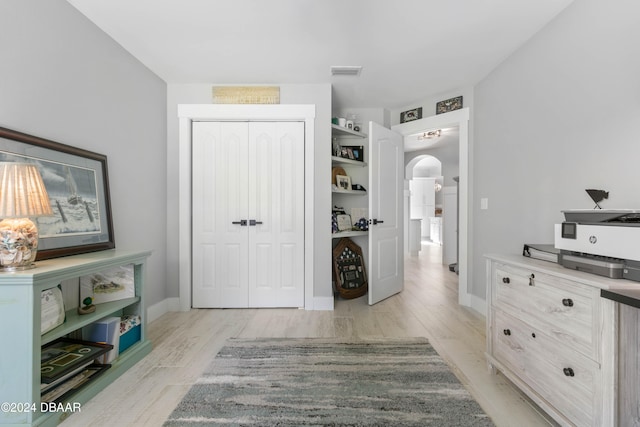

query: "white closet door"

left=248, top=122, right=305, bottom=307
left=192, top=121, right=304, bottom=308
left=192, top=121, right=249, bottom=308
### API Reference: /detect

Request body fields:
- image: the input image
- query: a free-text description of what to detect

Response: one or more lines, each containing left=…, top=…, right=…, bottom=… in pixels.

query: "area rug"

left=163, top=338, right=494, bottom=426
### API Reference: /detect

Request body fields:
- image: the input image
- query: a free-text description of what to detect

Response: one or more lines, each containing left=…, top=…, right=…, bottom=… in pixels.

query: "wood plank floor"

left=61, top=243, right=552, bottom=427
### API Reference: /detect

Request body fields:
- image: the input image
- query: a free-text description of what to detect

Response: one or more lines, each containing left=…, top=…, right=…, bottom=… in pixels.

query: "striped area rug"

left=163, top=338, right=494, bottom=426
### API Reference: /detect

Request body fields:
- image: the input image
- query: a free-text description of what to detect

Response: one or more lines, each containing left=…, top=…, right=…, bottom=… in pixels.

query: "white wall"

left=472, top=0, right=640, bottom=299
left=0, top=1, right=168, bottom=308
left=166, top=84, right=333, bottom=306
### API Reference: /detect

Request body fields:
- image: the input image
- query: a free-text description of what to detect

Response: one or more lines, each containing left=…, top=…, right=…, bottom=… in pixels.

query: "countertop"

left=601, top=288, right=640, bottom=309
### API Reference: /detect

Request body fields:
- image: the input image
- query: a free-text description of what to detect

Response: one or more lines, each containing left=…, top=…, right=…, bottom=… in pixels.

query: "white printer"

left=555, top=209, right=640, bottom=281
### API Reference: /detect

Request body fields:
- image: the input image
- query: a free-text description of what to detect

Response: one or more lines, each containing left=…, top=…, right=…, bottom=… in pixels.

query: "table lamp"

left=0, top=162, right=53, bottom=271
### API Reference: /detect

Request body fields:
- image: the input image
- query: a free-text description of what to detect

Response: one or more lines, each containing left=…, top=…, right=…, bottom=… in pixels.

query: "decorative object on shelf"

left=331, top=166, right=347, bottom=185
left=400, top=107, right=422, bottom=123
left=119, top=314, right=142, bottom=353
left=332, top=206, right=346, bottom=234
left=80, top=264, right=135, bottom=304
left=40, top=338, right=113, bottom=384
left=335, top=175, right=352, bottom=191
left=77, top=296, right=96, bottom=315
left=0, top=162, right=53, bottom=271
left=340, top=145, right=364, bottom=162
left=354, top=125, right=360, bottom=132
left=353, top=217, right=369, bottom=231
left=336, top=214, right=352, bottom=232
left=0, top=127, right=115, bottom=260
left=332, top=238, right=367, bottom=299
left=586, top=189, right=609, bottom=209
left=436, top=96, right=463, bottom=114
left=211, top=86, right=280, bottom=104
left=351, top=184, right=366, bottom=192
left=338, top=118, right=347, bottom=127
left=41, top=285, right=65, bottom=334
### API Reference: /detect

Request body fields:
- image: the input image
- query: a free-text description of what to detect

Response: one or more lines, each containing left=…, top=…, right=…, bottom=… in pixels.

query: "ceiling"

left=66, top=0, right=573, bottom=110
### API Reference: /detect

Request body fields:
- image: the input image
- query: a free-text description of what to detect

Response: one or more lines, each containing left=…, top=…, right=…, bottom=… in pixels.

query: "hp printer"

left=555, top=209, right=640, bottom=281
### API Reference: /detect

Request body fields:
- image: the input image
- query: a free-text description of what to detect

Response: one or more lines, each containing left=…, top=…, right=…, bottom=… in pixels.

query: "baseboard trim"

left=311, top=296, right=334, bottom=311
left=469, top=294, right=487, bottom=317
left=147, top=297, right=181, bottom=323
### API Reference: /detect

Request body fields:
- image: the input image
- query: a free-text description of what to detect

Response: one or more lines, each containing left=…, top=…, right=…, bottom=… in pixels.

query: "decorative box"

left=119, top=314, right=141, bottom=353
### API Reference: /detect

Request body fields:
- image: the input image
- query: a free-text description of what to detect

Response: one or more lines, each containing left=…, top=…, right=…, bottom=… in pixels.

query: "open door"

left=368, top=122, right=404, bottom=305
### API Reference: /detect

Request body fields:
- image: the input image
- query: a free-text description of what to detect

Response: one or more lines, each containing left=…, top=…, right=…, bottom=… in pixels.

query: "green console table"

left=0, top=250, right=153, bottom=426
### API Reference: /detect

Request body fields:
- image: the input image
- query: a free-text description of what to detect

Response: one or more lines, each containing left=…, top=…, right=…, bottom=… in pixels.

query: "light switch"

left=481, top=198, right=489, bottom=210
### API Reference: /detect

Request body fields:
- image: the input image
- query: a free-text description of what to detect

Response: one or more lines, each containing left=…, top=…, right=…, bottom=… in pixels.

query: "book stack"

left=40, top=338, right=112, bottom=404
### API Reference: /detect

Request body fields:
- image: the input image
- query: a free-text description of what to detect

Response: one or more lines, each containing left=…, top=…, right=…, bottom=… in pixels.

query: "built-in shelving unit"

left=331, top=123, right=368, bottom=239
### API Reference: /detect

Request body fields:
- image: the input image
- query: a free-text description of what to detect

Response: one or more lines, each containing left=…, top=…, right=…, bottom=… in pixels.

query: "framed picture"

left=436, top=96, right=463, bottom=114
left=335, top=174, right=352, bottom=191
left=0, top=126, right=115, bottom=260
left=336, top=214, right=352, bottom=232
left=341, top=145, right=364, bottom=162
left=332, top=237, right=368, bottom=299
left=80, top=264, right=135, bottom=304
left=400, top=107, right=422, bottom=123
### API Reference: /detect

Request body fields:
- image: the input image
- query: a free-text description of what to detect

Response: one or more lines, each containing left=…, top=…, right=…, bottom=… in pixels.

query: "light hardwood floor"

left=61, top=243, right=552, bottom=427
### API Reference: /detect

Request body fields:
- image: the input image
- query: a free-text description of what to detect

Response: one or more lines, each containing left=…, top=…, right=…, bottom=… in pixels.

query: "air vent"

left=330, top=66, right=362, bottom=76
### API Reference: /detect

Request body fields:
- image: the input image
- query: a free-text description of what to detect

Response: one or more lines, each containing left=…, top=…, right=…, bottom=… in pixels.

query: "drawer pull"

left=531, top=333, right=536, bottom=338
left=502, top=277, right=510, bottom=284
left=562, top=298, right=574, bottom=307
left=503, top=329, right=511, bottom=336
left=563, top=367, right=575, bottom=377
left=529, top=274, right=535, bottom=286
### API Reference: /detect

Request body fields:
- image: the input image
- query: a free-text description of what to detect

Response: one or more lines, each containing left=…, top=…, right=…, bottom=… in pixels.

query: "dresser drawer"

left=492, top=263, right=598, bottom=359
left=492, top=309, right=598, bottom=427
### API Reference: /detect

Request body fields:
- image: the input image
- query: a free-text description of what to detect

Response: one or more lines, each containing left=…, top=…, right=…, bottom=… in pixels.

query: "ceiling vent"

left=330, top=66, right=362, bottom=76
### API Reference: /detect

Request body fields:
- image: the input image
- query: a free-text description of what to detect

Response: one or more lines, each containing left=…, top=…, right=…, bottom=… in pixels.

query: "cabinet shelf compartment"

left=41, top=296, right=141, bottom=346
left=331, top=124, right=367, bottom=138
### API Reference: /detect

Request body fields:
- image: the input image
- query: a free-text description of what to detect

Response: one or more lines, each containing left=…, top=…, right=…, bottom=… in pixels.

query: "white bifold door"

left=192, top=121, right=305, bottom=308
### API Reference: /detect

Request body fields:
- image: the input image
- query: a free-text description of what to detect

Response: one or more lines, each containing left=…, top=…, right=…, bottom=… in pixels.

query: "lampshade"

left=0, top=162, right=53, bottom=218
left=0, top=162, right=52, bottom=271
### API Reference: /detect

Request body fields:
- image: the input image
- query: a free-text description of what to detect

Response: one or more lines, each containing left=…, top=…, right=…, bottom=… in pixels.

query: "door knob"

left=249, top=220, right=263, bottom=226
left=232, top=220, right=248, bottom=226
left=372, top=219, right=384, bottom=225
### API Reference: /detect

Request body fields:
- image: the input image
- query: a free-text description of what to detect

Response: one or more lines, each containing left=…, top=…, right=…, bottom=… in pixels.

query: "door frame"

left=177, top=104, right=316, bottom=311
left=391, top=108, right=471, bottom=307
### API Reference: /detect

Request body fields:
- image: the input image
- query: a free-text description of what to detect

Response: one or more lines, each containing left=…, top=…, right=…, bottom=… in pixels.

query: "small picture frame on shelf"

left=335, top=175, right=351, bottom=191
left=336, top=214, right=352, bottom=232
left=341, top=145, right=364, bottom=162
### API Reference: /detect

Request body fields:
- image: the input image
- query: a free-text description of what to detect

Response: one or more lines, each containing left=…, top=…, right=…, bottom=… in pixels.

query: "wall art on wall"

left=436, top=96, right=463, bottom=114
left=0, top=127, right=115, bottom=259
left=400, top=107, right=422, bottom=123
left=212, top=86, right=280, bottom=104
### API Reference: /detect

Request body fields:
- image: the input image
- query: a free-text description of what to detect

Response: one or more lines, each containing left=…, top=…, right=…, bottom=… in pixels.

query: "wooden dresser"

left=486, top=254, right=639, bottom=426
